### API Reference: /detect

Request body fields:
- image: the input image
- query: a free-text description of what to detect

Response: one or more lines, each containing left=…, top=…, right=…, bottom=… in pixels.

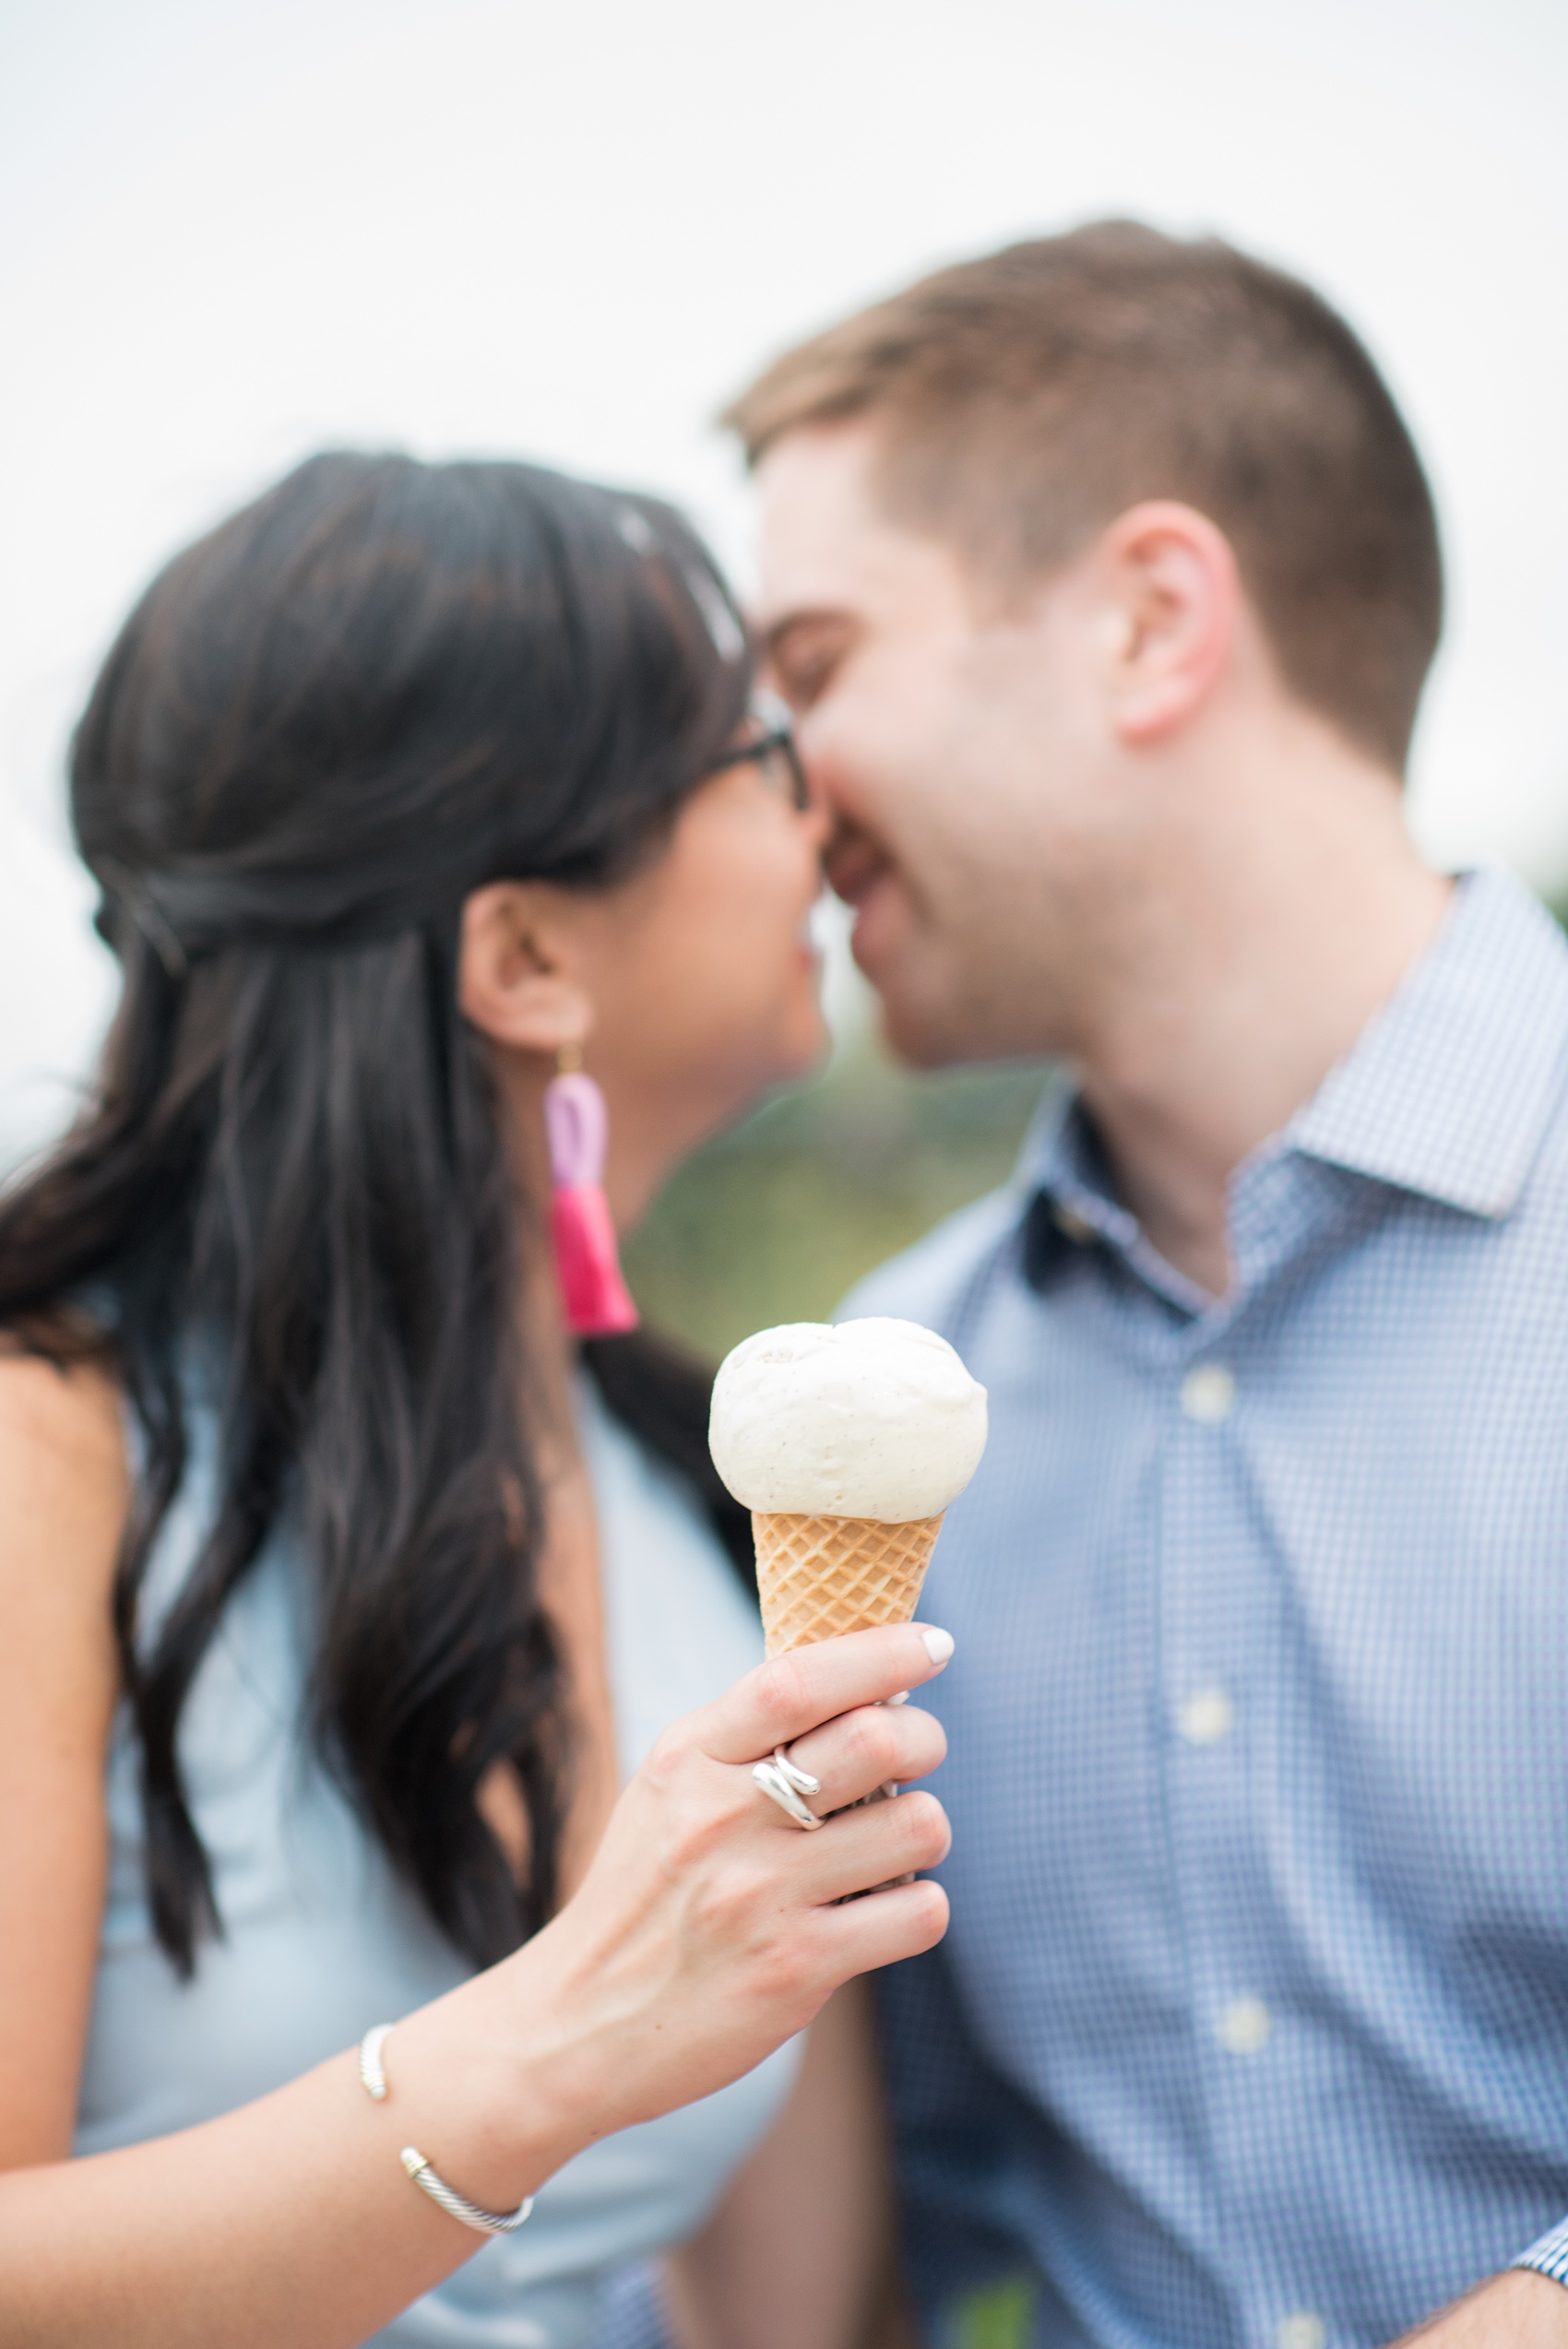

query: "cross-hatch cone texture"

left=752, top=1512, right=945, bottom=1657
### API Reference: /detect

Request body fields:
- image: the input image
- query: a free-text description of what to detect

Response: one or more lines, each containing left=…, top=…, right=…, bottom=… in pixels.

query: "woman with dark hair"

left=0, top=452, right=953, bottom=2346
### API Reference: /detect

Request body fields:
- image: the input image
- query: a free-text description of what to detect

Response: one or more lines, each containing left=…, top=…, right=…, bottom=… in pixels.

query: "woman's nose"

left=797, top=796, right=832, bottom=856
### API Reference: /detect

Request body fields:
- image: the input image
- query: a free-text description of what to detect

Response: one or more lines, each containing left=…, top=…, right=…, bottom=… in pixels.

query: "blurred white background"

left=3, top=0, right=1566, bottom=1166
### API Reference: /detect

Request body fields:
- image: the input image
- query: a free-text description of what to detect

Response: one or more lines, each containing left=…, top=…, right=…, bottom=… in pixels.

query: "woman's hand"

left=386, top=1624, right=953, bottom=2201
left=550, top=1621, right=952, bottom=2118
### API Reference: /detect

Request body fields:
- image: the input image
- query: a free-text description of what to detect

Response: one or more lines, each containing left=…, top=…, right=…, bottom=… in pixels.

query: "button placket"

left=1172, top=1366, right=1241, bottom=1760
left=1161, top=1319, right=1296, bottom=2282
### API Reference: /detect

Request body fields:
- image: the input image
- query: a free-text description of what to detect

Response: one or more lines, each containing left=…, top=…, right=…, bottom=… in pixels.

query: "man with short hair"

left=727, top=223, right=1568, bottom=2346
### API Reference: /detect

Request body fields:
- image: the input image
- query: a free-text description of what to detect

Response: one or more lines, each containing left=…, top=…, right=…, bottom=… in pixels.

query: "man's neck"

left=1073, top=760, right=1453, bottom=1300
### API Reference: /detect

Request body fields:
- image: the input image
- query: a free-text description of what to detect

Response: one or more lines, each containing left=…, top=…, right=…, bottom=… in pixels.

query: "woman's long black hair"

left=0, top=450, right=754, bottom=1977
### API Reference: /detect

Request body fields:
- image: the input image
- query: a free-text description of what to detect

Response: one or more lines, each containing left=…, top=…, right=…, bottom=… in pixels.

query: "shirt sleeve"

left=1515, top=2217, right=1568, bottom=2284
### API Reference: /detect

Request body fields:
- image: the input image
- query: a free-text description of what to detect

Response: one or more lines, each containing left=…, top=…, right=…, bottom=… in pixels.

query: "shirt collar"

left=1017, top=1074, right=1100, bottom=1211
left=1019, top=869, right=1568, bottom=1265
left=1017, top=1076, right=1218, bottom=1313
left=1285, top=869, right=1568, bottom=1218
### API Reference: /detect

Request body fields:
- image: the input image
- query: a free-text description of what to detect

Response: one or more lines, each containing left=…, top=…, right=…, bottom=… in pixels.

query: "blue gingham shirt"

left=845, top=870, right=1568, bottom=2347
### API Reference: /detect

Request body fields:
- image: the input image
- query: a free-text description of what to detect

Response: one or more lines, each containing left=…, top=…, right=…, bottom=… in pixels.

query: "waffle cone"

left=752, top=1511, right=945, bottom=1657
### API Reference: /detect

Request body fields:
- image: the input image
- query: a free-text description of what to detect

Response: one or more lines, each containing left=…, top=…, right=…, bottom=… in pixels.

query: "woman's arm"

left=661, top=1976, right=908, bottom=2349
left=0, top=1353, right=125, bottom=2167
left=0, top=1356, right=954, bottom=2349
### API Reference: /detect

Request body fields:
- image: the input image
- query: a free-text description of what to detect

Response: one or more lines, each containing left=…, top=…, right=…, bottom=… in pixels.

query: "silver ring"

left=753, top=1743, right=823, bottom=1830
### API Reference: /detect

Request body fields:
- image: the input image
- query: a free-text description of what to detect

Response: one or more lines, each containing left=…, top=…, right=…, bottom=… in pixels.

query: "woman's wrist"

left=371, top=1951, right=601, bottom=2215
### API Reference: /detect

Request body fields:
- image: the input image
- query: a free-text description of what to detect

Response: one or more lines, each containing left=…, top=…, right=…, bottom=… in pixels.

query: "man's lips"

left=824, top=828, right=904, bottom=978
left=823, top=825, right=892, bottom=911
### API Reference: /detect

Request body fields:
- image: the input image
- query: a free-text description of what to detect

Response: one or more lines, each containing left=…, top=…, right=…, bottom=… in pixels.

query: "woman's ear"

left=1094, top=500, right=1240, bottom=745
left=457, top=882, right=595, bottom=1055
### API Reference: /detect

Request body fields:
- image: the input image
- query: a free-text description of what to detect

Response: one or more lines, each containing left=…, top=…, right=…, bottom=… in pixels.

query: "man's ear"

left=457, top=881, right=595, bottom=1055
left=1095, top=501, right=1240, bottom=745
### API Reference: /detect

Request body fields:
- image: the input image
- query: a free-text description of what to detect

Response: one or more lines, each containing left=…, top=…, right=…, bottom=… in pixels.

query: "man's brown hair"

left=724, top=221, right=1443, bottom=775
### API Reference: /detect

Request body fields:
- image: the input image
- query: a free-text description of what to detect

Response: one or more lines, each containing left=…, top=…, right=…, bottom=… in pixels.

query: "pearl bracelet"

left=358, top=2023, right=535, bottom=2236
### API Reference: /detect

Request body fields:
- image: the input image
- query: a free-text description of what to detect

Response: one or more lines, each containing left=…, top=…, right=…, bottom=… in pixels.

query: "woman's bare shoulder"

left=0, top=1329, right=128, bottom=1644
left=0, top=1329, right=129, bottom=2165
left=0, top=1325, right=126, bottom=1461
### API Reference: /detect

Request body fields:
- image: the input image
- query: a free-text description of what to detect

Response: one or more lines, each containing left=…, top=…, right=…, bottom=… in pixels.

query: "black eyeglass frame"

left=704, top=724, right=811, bottom=813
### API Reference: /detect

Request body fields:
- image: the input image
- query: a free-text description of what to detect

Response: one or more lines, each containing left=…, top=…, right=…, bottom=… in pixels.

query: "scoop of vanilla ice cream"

left=708, top=1317, right=988, bottom=1521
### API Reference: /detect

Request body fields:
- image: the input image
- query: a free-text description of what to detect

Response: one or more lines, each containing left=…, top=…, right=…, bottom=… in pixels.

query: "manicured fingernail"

left=884, top=1690, right=910, bottom=1706
left=921, top=1627, right=955, bottom=1665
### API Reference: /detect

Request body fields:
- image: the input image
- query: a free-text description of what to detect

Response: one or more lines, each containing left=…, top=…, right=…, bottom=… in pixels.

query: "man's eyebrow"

left=761, top=607, right=857, bottom=658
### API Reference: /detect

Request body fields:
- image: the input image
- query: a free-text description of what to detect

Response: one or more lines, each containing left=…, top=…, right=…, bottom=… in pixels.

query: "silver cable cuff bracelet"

left=359, top=2023, right=536, bottom=2236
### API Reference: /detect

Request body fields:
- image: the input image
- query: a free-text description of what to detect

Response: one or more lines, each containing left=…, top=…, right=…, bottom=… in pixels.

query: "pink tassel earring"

left=543, top=1047, right=639, bottom=1336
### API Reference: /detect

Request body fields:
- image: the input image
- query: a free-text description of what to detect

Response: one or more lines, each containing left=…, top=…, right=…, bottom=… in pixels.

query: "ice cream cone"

left=752, top=1510, right=945, bottom=1657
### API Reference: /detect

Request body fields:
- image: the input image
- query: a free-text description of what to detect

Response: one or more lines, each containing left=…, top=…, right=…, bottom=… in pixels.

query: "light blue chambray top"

left=847, top=870, right=1568, bottom=2348
left=75, top=1375, right=797, bottom=2349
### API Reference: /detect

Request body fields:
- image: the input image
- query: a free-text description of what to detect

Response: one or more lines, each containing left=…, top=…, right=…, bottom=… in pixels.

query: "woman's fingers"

left=787, top=1787, right=952, bottom=1905
left=810, top=1874, right=952, bottom=1976
left=779, top=1700, right=945, bottom=1814
left=700, top=1624, right=955, bottom=1766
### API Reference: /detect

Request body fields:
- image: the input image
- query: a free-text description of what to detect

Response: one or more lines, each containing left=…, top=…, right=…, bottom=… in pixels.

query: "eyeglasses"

left=706, top=710, right=811, bottom=813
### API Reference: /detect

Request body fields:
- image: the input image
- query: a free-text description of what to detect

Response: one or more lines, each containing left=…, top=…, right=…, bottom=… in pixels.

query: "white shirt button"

left=1181, top=1362, right=1237, bottom=1422
left=1276, top=2314, right=1326, bottom=2349
left=1178, top=1686, right=1235, bottom=1745
left=1217, top=1996, right=1273, bottom=2054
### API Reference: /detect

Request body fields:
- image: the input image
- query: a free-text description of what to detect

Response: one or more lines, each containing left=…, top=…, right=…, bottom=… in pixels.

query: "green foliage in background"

left=623, top=1035, right=1051, bottom=1365
left=944, top=2277, right=1040, bottom=2349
